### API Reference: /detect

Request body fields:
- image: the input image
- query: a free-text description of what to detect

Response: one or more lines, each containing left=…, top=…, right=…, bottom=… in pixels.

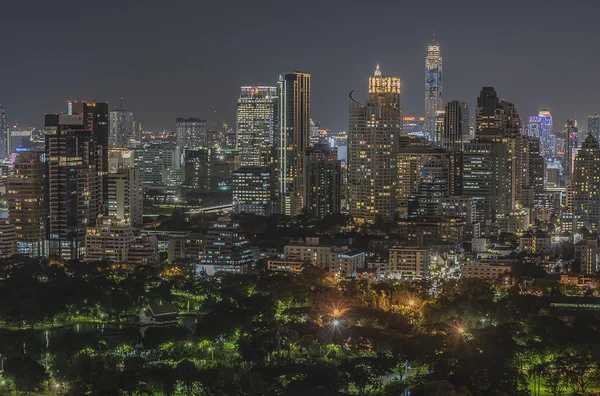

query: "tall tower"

left=348, top=65, right=402, bottom=222
left=176, top=118, right=207, bottom=157
left=425, top=34, right=443, bottom=143
left=277, top=72, right=311, bottom=216
left=72, top=101, right=109, bottom=216
left=304, top=142, right=342, bottom=219
left=45, top=114, right=98, bottom=259
left=564, top=119, right=577, bottom=177
left=7, top=151, right=47, bottom=257
left=0, top=105, right=7, bottom=159
left=236, top=86, right=278, bottom=166
left=572, top=134, right=600, bottom=232
left=443, top=101, right=469, bottom=151
left=109, top=100, right=134, bottom=148
left=527, top=110, right=554, bottom=158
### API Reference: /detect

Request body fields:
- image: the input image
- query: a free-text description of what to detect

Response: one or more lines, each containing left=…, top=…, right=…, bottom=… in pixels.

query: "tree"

left=3, top=356, right=48, bottom=395
left=176, top=359, right=199, bottom=396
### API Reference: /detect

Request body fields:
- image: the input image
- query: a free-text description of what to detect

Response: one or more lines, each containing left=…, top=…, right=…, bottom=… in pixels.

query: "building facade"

left=232, top=166, right=273, bottom=216
left=236, top=86, right=278, bottom=166
left=304, top=143, right=341, bottom=219
left=443, top=101, right=469, bottom=151
left=108, top=168, right=143, bottom=227
left=109, top=108, right=134, bottom=148
left=425, top=39, right=443, bottom=142
left=278, top=72, right=311, bottom=216
left=348, top=65, right=402, bottom=222
left=176, top=118, right=207, bottom=152
left=199, top=217, right=253, bottom=273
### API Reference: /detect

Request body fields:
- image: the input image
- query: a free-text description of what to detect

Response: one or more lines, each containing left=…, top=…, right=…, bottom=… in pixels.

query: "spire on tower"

left=432, top=29, right=436, bottom=43
left=374, top=64, right=382, bottom=78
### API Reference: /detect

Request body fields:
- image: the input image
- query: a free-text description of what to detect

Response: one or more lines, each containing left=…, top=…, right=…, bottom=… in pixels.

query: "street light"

left=333, top=309, right=340, bottom=317
left=332, top=319, right=340, bottom=327
left=481, top=318, right=486, bottom=329
left=408, top=299, right=415, bottom=307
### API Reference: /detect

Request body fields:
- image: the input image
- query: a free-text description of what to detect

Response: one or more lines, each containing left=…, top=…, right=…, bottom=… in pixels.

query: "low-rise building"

left=128, top=235, right=159, bottom=266
left=387, top=246, right=431, bottom=279
left=267, top=259, right=306, bottom=273
left=85, top=222, right=134, bottom=263
left=461, top=260, right=512, bottom=281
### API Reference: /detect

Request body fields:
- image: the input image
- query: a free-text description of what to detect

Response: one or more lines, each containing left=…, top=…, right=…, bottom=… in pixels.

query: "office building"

left=403, top=117, right=426, bottom=138
left=45, top=114, right=98, bottom=259
left=588, top=114, right=600, bottom=142
left=7, top=129, right=33, bottom=154
left=7, top=152, right=47, bottom=256
left=128, top=235, right=159, bottom=267
left=278, top=72, right=311, bottom=216
left=109, top=107, right=134, bottom=148
left=443, top=101, right=469, bottom=151
left=571, top=134, right=600, bottom=232
left=199, top=217, right=253, bottom=273
left=176, top=118, right=207, bottom=152
left=71, top=101, right=109, bottom=215
left=236, top=86, right=278, bottom=166
left=434, top=110, right=445, bottom=146
left=108, top=168, right=143, bottom=227
left=134, top=144, right=180, bottom=184
left=437, top=196, right=480, bottom=238
left=85, top=221, right=134, bottom=263
left=304, top=142, right=342, bottom=219
left=425, top=37, right=443, bottom=142
left=475, top=87, right=502, bottom=133
left=232, top=166, right=273, bottom=216
left=348, top=65, right=402, bottom=222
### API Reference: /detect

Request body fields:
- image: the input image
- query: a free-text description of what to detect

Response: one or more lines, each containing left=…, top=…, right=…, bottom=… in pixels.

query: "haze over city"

left=2, top=0, right=599, bottom=131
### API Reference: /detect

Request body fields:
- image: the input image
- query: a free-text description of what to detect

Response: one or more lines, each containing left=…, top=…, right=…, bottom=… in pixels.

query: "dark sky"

left=2, top=0, right=599, bottom=133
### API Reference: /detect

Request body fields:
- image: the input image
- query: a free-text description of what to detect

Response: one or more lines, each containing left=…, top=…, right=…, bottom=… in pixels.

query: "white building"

left=85, top=222, right=134, bottom=262
left=387, top=247, right=431, bottom=279
left=108, top=168, right=143, bottom=227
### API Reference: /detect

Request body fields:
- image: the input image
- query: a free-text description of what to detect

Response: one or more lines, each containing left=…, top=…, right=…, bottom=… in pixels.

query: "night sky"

left=3, top=0, right=599, bottom=133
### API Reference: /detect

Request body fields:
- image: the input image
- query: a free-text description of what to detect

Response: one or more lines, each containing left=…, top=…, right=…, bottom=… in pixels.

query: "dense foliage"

left=0, top=256, right=599, bottom=395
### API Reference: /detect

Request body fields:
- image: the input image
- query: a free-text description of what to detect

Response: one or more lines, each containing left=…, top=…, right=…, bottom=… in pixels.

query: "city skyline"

left=2, top=0, right=599, bottom=133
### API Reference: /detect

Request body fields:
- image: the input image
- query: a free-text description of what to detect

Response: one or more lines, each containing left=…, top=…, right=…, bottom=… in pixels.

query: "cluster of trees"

left=1, top=258, right=600, bottom=395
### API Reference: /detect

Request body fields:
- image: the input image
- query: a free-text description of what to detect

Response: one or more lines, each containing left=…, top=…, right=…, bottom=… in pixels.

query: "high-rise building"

left=176, top=118, right=207, bottom=153
left=7, top=151, right=47, bottom=256
left=0, top=105, right=7, bottom=159
left=527, top=110, right=554, bottom=158
left=403, top=117, right=426, bottom=138
left=232, top=167, right=273, bottom=217
left=588, top=114, right=599, bottom=142
left=85, top=220, right=134, bottom=262
left=304, top=142, right=341, bottom=219
left=443, top=101, right=469, bottom=151
left=134, top=144, right=180, bottom=185
left=277, top=72, right=311, bottom=216
left=108, top=148, right=135, bottom=172
left=425, top=37, right=443, bottom=142
left=71, top=101, right=109, bottom=216
left=236, top=86, right=278, bottom=166
left=45, top=114, right=98, bottom=259
left=563, top=119, right=577, bottom=177
left=348, top=65, right=402, bottom=222
left=199, top=216, right=253, bottom=273
left=571, top=134, right=600, bottom=232
left=434, top=110, right=445, bottom=146
left=475, top=87, right=501, bottom=134
left=108, top=168, right=143, bottom=227
left=109, top=108, right=134, bottom=148
left=0, top=218, right=16, bottom=258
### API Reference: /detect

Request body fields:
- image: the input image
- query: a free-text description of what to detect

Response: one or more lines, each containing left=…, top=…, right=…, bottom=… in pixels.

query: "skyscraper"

left=71, top=101, right=109, bottom=215
left=425, top=37, right=443, bottom=142
left=304, top=142, right=342, bottom=219
left=571, top=134, right=600, bottom=232
left=348, top=65, right=402, bottom=222
left=443, top=101, right=469, bottom=151
left=563, top=119, right=577, bottom=177
left=277, top=72, right=311, bottom=216
left=45, top=114, right=98, bottom=259
left=176, top=118, right=207, bottom=153
left=109, top=107, right=135, bottom=148
left=232, top=167, right=274, bottom=217
left=200, top=216, right=253, bottom=273
left=527, top=110, right=554, bottom=158
left=475, top=87, right=501, bottom=134
left=588, top=114, right=599, bottom=142
left=7, top=151, right=47, bottom=257
left=236, top=86, right=278, bottom=166
left=0, top=105, right=7, bottom=159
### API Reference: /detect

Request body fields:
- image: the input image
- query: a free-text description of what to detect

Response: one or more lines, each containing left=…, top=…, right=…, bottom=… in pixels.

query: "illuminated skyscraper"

left=475, top=87, right=501, bottom=133
left=277, top=72, right=311, bottom=216
left=45, top=114, right=98, bottom=259
left=527, top=110, right=554, bottom=158
left=0, top=105, right=6, bottom=159
left=443, top=101, right=469, bottom=151
left=425, top=36, right=443, bottom=142
left=571, top=134, right=600, bottom=232
left=236, top=86, right=278, bottom=166
left=588, top=114, right=600, bottom=141
left=348, top=65, right=402, bottom=222
left=7, top=152, right=47, bottom=257
left=304, top=143, right=341, bottom=219
left=71, top=101, right=110, bottom=215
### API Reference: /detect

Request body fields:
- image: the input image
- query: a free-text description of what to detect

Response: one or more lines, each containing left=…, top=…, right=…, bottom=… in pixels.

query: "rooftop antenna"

left=432, top=29, right=436, bottom=43
left=120, top=97, right=124, bottom=110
